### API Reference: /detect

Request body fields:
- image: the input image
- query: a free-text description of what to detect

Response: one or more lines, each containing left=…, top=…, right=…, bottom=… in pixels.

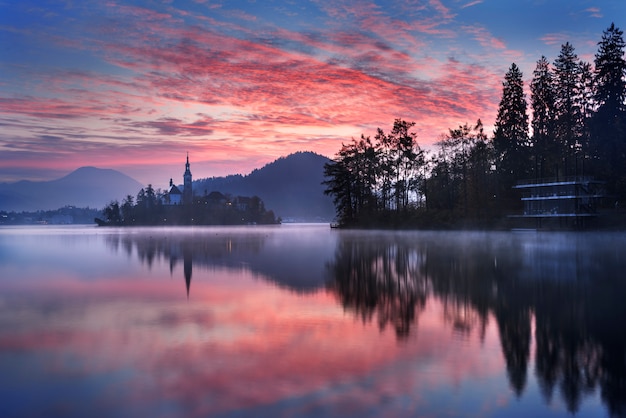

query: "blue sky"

left=0, top=0, right=623, bottom=185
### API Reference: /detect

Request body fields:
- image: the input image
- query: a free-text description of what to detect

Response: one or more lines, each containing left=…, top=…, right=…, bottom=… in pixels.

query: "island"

left=96, top=155, right=280, bottom=226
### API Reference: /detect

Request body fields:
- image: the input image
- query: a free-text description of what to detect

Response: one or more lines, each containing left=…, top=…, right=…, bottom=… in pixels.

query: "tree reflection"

left=326, top=232, right=626, bottom=415
left=327, top=236, right=428, bottom=339
left=104, top=228, right=334, bottom=295
left=106, top=231, right=267, bottom=297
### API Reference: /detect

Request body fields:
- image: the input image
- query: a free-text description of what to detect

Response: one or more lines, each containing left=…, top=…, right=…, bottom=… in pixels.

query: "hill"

left=193, top=151, right=335, bottom=221
left=0, top=167, right=144, bottom=212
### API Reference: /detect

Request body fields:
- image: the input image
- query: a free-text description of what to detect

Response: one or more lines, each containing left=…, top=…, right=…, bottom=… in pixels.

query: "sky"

left=0, top=0, right=624, bottom=185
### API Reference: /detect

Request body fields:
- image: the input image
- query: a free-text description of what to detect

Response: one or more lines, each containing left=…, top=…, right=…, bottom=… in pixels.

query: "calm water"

left=1, top=224, right=625, bottom=417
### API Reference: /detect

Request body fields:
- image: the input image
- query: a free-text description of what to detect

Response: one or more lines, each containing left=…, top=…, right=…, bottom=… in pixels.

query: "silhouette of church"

left=165, top=154, right=193, bottom=205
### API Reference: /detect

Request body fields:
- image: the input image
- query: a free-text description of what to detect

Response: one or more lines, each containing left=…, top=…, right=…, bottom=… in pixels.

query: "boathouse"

left=511, top=176, right=606, bottom=228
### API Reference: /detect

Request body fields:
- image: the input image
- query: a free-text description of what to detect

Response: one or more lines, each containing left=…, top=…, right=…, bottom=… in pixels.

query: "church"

left=164, top=154, right=193, bottom=205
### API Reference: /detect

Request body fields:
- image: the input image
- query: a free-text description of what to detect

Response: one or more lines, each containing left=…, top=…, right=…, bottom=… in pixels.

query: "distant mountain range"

left=0, top=167, right=144, bottom=212
left=0, top=152, right=336, bottom=220
left=194, top=151, right=335, bottom=221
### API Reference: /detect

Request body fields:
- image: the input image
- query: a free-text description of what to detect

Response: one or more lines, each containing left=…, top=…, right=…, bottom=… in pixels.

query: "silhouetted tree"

left=103, top=200, right=122, bottom=224
left=323, top=119, right=425, bottom=225
left=384, top=119, right=425, bottom=212
left=121, top=194, right=134, bottom=224
left=577, top=60, right=595, bottom=170
left=590, top=23, right=626, bottom=198
left=493, top=63, right=529, bottom=210
left=530, top=56, right=558, bottom=178
left=553, top=43, right=583, bottom=177
left=323, top=147, right=355, bottom=224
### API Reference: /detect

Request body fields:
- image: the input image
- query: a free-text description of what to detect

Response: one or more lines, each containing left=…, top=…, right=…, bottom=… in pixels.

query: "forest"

left=323, top=23, right=626, bottom=228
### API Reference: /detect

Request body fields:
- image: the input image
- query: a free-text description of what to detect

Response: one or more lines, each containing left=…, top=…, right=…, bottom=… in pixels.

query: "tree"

left=121, top=194, right=135, bottom=224
left=427, top=120, right=494, bottom=219
left=594, top=23, right=626, bottom=115
left=553, top=42, right=583, bottom=176
left=103, top=200, right=122, bottom=225
left=530, top=56, right=558, bottom=178
left=577, top=61, right=595, bottom=166
left=590, top=23, right=626, bottom=197
left=384, top=119, right=424, bottom=212
left=375, top=127, right=394, bottom=211
left=323, top=119, right=425, bottom=225
left=323, top=137, right=378, bottom=224
left=493, top=63, right=529, bottom=209
left=323, top=157, right=353, bottom=224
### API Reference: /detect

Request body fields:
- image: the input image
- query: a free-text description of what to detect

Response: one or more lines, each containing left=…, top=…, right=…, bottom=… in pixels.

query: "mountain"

left=194, top=151, right=335, bottom=221
left=0, top=167, right=144, bottom=212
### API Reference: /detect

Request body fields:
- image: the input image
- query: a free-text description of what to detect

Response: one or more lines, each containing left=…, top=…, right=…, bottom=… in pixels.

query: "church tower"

left=183, top=153, right=192, bottom=205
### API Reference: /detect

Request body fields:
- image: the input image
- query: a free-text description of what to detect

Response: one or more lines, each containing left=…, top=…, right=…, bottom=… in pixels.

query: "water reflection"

left=326, top=231, right=626, bottom=415
left=103, top=226, right=336, bottom=295
left=2, top=226, right=626, bottom=416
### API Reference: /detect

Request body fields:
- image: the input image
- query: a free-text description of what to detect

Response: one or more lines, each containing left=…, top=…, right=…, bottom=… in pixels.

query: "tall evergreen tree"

left=594, top=23, right=626, bottom=115
left=577, top=61, right=595, bottom=170
left=590, top=23, right=626, bottom=198
left=553, top=42, right=583, bottom=176
left=493, top=63, right=529, bottom=209
left=530, top=56, right=557, bottom=178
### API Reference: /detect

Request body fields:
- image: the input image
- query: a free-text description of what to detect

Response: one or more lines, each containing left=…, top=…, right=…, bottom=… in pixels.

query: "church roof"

left=168, top=184, right=182, bottom=195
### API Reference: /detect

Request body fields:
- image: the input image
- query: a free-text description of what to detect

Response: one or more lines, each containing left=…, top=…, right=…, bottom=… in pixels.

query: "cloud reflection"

left=1, top=227, right=626, bottom=416
left=325, top=230, right=626, bottom=415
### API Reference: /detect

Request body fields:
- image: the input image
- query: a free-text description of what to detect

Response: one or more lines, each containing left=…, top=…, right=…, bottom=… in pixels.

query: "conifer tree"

left=530, top=56, right=557, bottom=178
left=590, top=23, right=626, bottom=197
left=493, top=63, right=529, bottom=208
left=553, top=42, right=583, bottom=176
left=577, top=61, right=595, bottom=168
left=594, top=23, right=626, bottom=115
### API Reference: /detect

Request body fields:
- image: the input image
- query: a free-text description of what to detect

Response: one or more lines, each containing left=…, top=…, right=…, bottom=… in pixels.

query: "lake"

left=1, top=224, right=625, bottom=417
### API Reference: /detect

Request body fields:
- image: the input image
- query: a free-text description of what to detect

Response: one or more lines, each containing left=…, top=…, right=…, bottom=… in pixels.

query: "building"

left=164, top=154, right=193, bottom=205
left=165, top=179, right=182, bottom=205
left=183, top=153, right=192, bottom=205
left=512, top=176, right=606, bottom=228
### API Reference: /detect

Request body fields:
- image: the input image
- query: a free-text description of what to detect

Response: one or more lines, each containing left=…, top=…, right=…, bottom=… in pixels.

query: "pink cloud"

left=461, top=0, right=483, bottom=9
left=0, top=0, right=518, bottom=182
left=463, top=25, right=507, bottom=50
left=540, top=33, right=570, bottom=46
left=585, top=7, right=603, bottom=18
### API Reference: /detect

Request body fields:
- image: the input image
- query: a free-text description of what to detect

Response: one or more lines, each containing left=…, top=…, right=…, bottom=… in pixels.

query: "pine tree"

left=493, top=63, right=529, bottom=208
left=594, top=23, right=626, bottom=113
left=577, top=61, right=595, bottom=169
left=530, top=56, right=557, bottom=178
left=553, top=42, right=583, bottom=176
left=590, top=23, right=626, bottom=197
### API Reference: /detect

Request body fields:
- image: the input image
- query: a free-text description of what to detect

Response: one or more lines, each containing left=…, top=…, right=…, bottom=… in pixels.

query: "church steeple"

left=183, top=152, right=192, bottom=205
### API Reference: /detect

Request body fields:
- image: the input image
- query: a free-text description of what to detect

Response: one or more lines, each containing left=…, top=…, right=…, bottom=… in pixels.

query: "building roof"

left=168, top=184, right=182, bottom=195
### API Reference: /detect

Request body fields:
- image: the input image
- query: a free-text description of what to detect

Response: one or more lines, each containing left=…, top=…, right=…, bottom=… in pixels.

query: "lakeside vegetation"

left=323, top=24, right=626, bottom=228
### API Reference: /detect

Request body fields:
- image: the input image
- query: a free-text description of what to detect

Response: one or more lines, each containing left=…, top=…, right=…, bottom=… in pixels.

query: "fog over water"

left=1, top=224, right=625, bottom=417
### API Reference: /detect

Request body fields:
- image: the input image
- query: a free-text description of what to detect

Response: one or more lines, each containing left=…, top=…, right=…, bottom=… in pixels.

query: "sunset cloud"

left=0, top=0, right=621, bottom=183
left=585, top=7, right=603, bottom=18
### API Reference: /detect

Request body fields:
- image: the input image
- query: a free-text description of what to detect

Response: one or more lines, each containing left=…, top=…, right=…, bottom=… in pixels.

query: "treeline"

left=100, top=185, right=279, bottom=226
left=324, top=23, right=626, bottom=227
left=0, top=206, right=100, bottom=225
